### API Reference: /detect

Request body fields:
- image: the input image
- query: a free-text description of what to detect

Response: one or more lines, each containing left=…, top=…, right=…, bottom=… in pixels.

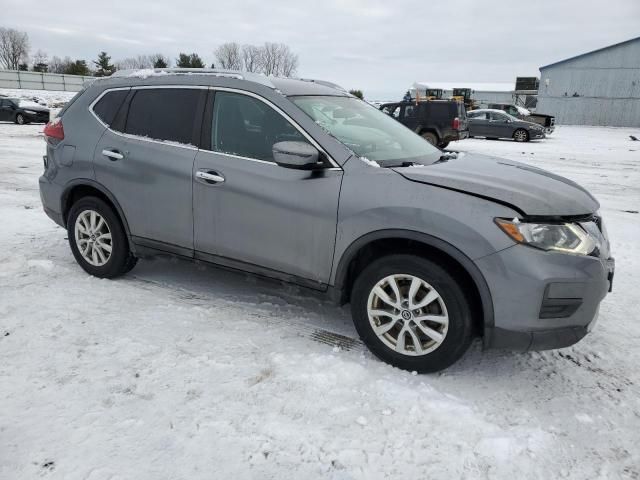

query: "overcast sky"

left=2, top=0, right=639, bottom=99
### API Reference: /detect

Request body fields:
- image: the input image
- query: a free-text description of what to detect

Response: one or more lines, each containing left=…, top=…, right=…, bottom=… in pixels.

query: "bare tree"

left=259, top=42, right=298, bottom=77
left=32, top=49, right=49, bottom=72
left=214, top=42, right=242, bottom=70
left=0, top=27, right=30, bottom=70
left=49, top=56, right=72, bottom=74
left=279, top=44, right=298, bottom=77
left=241, top=44, right=262, bottom=72
left=116, top=54, right=154, bottom=70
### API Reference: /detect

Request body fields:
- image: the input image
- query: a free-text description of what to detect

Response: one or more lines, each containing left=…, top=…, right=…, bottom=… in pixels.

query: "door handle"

left=102, top=149, right=124, bottom=161
left=195, top=170, right=225, bottom=184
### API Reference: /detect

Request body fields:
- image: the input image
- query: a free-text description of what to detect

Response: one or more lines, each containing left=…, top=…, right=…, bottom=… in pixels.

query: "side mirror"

left=272, top=141, right=319, bottom=169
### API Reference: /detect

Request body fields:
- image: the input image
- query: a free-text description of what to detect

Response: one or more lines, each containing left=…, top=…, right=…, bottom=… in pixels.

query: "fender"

left=332, top=229, right=495, bottom=335
left=416, top=125, right=442, bottom=142
left=60, top=178, right=135, bottom=249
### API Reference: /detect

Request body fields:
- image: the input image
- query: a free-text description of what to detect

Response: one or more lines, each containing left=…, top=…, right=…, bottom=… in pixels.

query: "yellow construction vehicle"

left=451, top=88, right=475, bottom=110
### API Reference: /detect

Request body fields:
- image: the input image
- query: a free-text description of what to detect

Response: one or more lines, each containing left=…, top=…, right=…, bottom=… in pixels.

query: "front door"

left=488, top=111, right=513, bottom=138
left=93, top=87, right=206, bottom=251
left=193, top=90, right=342, bottom=285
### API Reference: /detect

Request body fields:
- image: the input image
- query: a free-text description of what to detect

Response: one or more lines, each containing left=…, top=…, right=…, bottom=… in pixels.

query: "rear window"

left=93, top=90, right=128, bottom=126
left=124, top=88, right=201, bottom=145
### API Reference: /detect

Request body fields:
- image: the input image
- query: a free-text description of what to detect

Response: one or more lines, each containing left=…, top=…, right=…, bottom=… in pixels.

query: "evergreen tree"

left=349, top=89, right=364, bottom=100
left=18, top=63, right=28, bottom=71
left=65, top=60, right=90, bottom=76
left=33, top=62, right=48, bottom=73
left=153, top=56, right=168, bottom=68
left=176, top=52, right=204, bottom=68
left=93, top=51, right=115, bottom=77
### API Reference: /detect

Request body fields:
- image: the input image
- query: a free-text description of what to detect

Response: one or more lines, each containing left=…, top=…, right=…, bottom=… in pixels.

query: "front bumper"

left=24, top=111, right=50, bottom=123
left=529, top=129, right=546, bottom=139
left=476, top=244, right=613, bottom=351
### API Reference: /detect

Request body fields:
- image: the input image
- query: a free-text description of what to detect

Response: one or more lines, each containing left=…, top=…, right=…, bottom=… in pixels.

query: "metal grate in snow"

left=308, top=329, right=363, bottom=351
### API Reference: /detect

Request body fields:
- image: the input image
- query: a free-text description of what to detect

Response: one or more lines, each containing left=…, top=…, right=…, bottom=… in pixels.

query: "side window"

left=211, top=91, right=308, bottom=161
left=125, top=88, right=201, bottom=145
left=391, top=106, right=401, bottom=118
left=403, top=105, right=416, bottom=118
left=93, top=90, right=128, bottom=126
left=381, top=106, right=393, bottom=115
left=489, top=112, right=506, bottom=122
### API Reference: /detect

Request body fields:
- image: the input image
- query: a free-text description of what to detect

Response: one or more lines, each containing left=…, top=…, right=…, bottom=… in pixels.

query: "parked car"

left=468, top=109, right=546, bottom=142
left=487, top=103, right=556, bottom=135
left=39, top=70, right=614, bottom=373
left=0, top=97, right=50, bottom=124
left=380, top=100, right=468, bottom=149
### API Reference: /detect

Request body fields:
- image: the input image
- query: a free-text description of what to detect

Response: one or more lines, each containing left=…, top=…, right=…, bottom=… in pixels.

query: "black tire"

left=351, top=254, right=473, bottom=373
left=15, top=113, right=25, bottom=125
left=438, top=140, right=450, bottom=149
left=513, top=129, right=529, bottom=142
left=421, top=132, right=438, bottom=146
left=67, top=196, right=136, bottom=278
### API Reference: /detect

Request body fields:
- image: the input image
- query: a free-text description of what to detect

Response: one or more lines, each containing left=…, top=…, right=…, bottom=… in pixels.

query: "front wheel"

left=513, top=129, right=529, bottom=142
left=351, top=254, right=473, bottom=373
left=67, top=196, right=137, bottom=278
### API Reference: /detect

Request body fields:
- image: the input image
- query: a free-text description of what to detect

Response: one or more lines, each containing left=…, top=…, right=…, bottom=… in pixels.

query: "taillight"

left=44, top=118, right=64, bottom=141
left=452, top=117, right=460, bottom=130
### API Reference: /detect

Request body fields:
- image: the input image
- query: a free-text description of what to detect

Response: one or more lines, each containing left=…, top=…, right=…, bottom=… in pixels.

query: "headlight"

left=495, top=218, right=602, bottom=255
left=24, top=110, right=37, bottom=114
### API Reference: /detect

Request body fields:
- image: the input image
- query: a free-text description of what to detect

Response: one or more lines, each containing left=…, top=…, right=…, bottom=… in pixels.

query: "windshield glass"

left=17, top=99, right=43, bottom=108
left=291, top=96, right=441, bottom=165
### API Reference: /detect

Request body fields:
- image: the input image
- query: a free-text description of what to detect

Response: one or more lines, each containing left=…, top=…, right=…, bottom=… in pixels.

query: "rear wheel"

left=15, top=113, right=25, bottom=125
left=421, top=132, right=438, bottom=146
left=513, top=129, right=529, bottom=142
left=438, top=140, right=450, bottom=149
left=67, top=196, right=137, bottom=278
left=351, top=254, right=473, bottom=373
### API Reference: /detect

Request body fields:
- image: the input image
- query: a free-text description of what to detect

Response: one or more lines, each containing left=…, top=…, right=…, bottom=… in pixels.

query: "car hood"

left=392, top=153, right=599, bottom=216
left=21, top=105, right=49, bottom=112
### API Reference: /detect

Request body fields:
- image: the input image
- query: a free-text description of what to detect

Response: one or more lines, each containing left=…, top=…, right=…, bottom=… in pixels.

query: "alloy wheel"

left=74, top=210, right=113, bottom=267
left=367, top=274, right=449, bottom=356
left=514, top=130, right=528, bottom=142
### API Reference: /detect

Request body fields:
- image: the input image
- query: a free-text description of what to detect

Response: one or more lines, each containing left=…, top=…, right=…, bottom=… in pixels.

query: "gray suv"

left=39, top=69, right=615, bottom=372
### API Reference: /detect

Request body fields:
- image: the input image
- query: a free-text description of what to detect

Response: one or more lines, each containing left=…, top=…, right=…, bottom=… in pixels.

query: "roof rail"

left=297, top=78, right=348, bottom=92
left=110, top=68, right=276, bottom=89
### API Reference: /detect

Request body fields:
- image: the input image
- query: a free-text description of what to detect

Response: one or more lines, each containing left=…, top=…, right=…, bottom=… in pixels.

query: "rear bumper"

left=39, top=175, right=65, bottom=228
left=477, top=244, right=613, bottom=351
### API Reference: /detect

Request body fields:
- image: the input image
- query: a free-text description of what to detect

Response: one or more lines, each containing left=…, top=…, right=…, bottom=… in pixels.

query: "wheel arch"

left=332, top=229, right=495, bottom=336
left=417, top=126, right=441, bottom=142
left=61, top=179, right=133, bottom=245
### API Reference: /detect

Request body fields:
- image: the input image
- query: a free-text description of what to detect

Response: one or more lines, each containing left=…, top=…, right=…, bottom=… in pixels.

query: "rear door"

left=468, top=111, right=489, bottom=136
left=400, top=104, right=418, bottom=131
left=0, top=99, right=13, bottom=121
left=93, top=86, right=206, bottom=253
left=192, top=89, right=342, bottom=285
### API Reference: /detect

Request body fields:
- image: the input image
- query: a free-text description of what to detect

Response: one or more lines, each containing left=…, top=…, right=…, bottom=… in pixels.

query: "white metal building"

left=537, top=36, right=640, bottom=127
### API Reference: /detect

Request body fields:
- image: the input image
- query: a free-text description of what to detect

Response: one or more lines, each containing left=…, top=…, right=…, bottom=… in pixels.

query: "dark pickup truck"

left=380, top=100, right=469, bottom=149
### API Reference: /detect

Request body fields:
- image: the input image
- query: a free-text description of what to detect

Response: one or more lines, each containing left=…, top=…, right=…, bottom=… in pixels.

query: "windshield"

left=16, top=99, right=43, bottom=108
left=291, top=96, right=441, bottom=166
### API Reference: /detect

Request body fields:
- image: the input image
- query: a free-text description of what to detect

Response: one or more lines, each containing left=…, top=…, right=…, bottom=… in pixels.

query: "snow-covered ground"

left=0, top=120, right=639, bottom=479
